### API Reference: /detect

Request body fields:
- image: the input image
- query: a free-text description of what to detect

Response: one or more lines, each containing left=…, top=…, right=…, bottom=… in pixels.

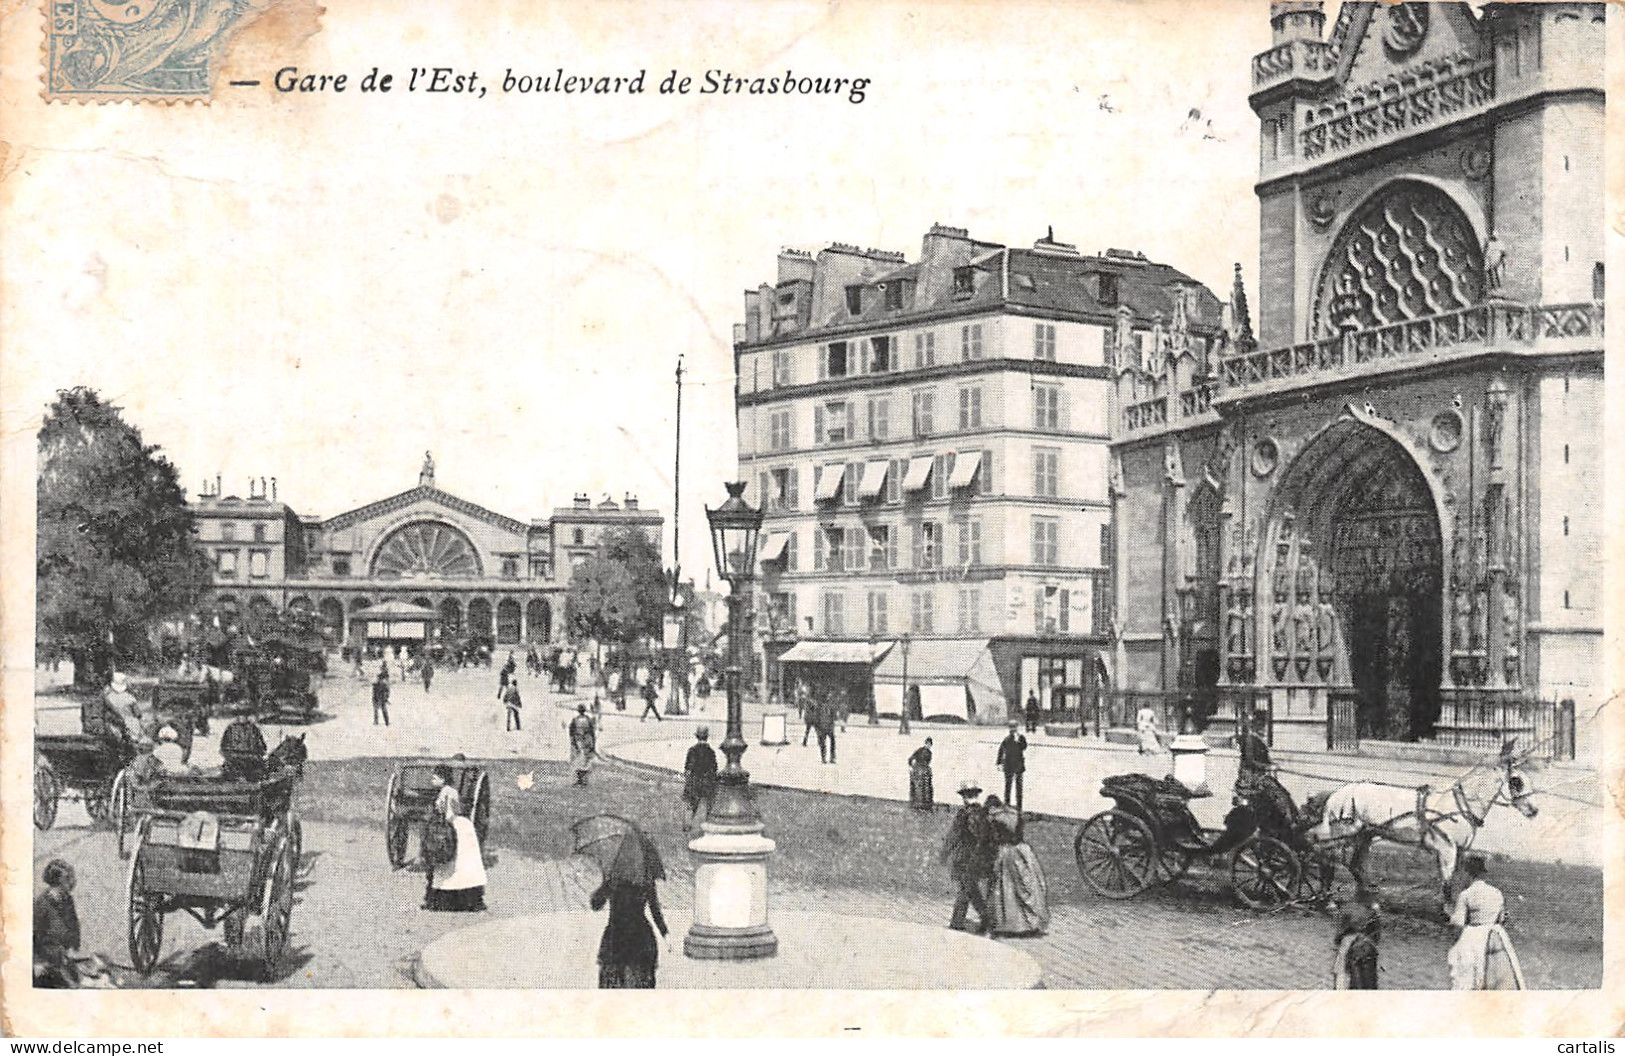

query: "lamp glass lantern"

left=707, top=481, right=763, bottom=584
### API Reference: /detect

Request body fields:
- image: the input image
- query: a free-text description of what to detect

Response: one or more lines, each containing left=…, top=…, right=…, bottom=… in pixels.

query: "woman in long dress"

left=423, top=765, right=487, bottom=912
left=983, top=795, right=1049, bottom=936
left=1447, top=854, right=1525, bottom=989
left=907, top=737, right=934, bottom=811
left=590, top=830, right=669, bottom=988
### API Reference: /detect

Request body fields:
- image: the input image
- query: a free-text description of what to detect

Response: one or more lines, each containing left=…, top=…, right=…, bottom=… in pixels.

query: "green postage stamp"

left=45, top=0, right=275, bottom=100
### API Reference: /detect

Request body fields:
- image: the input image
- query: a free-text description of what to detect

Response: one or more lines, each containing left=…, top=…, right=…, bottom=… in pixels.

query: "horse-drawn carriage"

left=228, top=649, right=320, bottom=723
left=34, top=733, right=139, bottom=831
left=118, top=767, right=301, bottom=978
left=383, top=761, right=491, bottom=868
left=1073, top=772, right=1333, bottom=909
left=146, top=680, right=213, bottom=757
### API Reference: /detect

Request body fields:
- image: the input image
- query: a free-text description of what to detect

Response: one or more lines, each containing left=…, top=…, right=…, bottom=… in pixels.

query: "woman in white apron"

left=1447, top=854, right=1525, bottom=989
left=423, top=765, right=487, bottom=912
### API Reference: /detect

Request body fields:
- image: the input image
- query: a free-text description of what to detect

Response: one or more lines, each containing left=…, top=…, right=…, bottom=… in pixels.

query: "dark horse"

left=267, top=732, right=308, bottom=780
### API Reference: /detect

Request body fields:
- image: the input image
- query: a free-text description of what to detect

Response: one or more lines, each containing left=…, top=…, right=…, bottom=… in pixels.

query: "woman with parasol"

left=423, top=765, right=487, bottom=912
left=572, top=816, right=670, bottom=988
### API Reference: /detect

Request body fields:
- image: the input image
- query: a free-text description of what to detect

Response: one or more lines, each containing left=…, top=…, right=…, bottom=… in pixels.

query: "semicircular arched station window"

left=1316, top=181, right=1485, bottom=337
left=371, top=520, right=482, bottom=578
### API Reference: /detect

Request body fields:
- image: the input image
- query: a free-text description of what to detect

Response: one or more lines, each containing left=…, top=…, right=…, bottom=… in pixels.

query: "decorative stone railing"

left=1251, top=39, right=1337, bottom=91
left=1123, top=396, right=1168, bottom=432
left=1121, top=381, right=1216, bottom=436
left=1216, top=301, right=1603, bottom=394
left=1178, top=380, right=1216, bottom=418
left=1300, top=54, right=1493, bottom=161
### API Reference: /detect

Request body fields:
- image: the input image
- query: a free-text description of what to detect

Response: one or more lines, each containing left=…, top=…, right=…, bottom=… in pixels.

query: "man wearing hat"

left=996, top=720, right=1029, bottom=813
left=569, top=703, right=597, bottom=787
left=152, top=726, right=189, bottom=773
left=92, top=672, right=144, bottom=751
left=681, top=726, right=718, bottom=831
left=941, top=778, right=995, bottom=934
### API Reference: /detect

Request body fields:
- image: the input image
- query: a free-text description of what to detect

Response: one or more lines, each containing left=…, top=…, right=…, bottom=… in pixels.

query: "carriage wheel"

left=1231, top=835, right=1302, bottom=910
left=34, top=764, right=59, bottom=832
left=126, top=839, right=164, bottom=975
left=259, top=834, right=296, bottom=980
left=469, top=771, right=491, bottom=846
left=384, top=770, right=409, bottom=868
left=112, top=770, right=135, bottom=858
left=1074, top=810, right=1158, bottom=899
left=1296, top=845, right=1336, bottom=904
left=1155, top=845, right=1193, bottom=885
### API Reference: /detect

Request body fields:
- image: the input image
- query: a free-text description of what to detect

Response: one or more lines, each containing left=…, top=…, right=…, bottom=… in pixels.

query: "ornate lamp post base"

left=684, top=829, right=779, bottom=960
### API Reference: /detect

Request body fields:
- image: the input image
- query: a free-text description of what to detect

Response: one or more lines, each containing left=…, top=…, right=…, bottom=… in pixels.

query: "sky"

left=2, top=0, right=1281, bottom=583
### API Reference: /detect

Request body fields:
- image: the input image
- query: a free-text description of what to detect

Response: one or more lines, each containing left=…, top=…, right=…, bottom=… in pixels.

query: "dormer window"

left=823, top=341, right=850, bottom=379
left=1098, top=273, right=1119, bottom=306
left=953, top=267, right=975, bottom=296
left=845, top=285, right=865, bottom=315
left=884, top=282, right=904, bottom=310
left=777, top=290, right=796, bottom=305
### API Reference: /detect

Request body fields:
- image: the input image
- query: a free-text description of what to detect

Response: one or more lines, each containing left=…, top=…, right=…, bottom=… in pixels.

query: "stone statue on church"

left=1482, top=235, right=1508, bottom=292
left=1452, top=586, right=1472, bottom=653
left=420, top=450, right=435, bottom=488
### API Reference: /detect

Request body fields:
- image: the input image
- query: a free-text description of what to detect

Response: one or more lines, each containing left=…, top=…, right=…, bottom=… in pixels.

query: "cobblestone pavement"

left=33, top=666, right=1602, bottom=990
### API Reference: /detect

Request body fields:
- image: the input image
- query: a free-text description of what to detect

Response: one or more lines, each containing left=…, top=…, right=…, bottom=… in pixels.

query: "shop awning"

left=902, top=455, right=934, bottom=492
left=858, top=460, right=890, bottom=500
left=873, top=637, right=1005, bottom=722
left=814, top=463, right=846, bottom=502
left=948, top=450, right=982, bottom=489
left=779, top=639, right=894, bottom=665
left=351, top=600, right=437, bottom=620
left=758, top=532, right=790, bottom=563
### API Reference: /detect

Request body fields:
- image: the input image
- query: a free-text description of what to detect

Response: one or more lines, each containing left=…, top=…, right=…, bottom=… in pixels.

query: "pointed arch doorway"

left=1258, top=412, right=1445, bottom=741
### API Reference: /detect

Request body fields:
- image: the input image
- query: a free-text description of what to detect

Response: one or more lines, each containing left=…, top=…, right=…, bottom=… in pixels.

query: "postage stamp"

left=44, top=0, right=277, bottom=100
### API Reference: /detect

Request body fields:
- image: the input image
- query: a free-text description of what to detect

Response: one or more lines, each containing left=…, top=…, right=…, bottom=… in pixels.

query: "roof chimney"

left=1270, top=1, right=1324, bottom=45
left=624, top=493, right=639, bottom=511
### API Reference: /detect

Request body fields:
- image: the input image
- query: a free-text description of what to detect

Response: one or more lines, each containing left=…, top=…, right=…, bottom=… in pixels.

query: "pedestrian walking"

left=1447, top=855, right=1526, bottom=990
left=372, top=671, right=391, bottom=727
left=1024, top=690, right=1042, bottom=734
left=985, top=794, right=1049, bottom=936
left=569, top=703, right=597, bottom=786
left=503, top=681, right=523, bottom=731
left=499, top=653, right=516, bottom=693
left=590, top=829, right=669, bottom=988
left=422, top=765, right=487, bottom=912
left=908, top=737, right=935, bottom=811
left=996, top=721, right=1028, bottom=813
left=1136, top=704, right=1165, bottom=754
left=813, top=692, right=837, bottom=764
left=798, top=683, right=814, bottom=746
left=34, top=859, right=85, bottom=988
left=378, top=659, right=390, bottom=684
left=1331, top=899, right=1382, bottom=989
left=640, top=678, right=663, bottom=722
left=681, top=727, right=718, bottom=831
left=942, top=779, right=994, bottom=934
left=421, top=657, right=435, bottom=693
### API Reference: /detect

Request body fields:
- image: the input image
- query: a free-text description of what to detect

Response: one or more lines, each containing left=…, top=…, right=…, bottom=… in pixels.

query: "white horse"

left=1310, top=742, right=1539, bottom=908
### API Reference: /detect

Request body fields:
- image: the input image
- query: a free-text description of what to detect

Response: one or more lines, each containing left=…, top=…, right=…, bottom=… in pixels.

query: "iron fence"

left=1436, top=691, right=1576, bottom=761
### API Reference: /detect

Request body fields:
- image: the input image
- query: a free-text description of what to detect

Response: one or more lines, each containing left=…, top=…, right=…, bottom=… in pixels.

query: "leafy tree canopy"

left=36, top=387, right=211, bottom=684
left=564, top=526, right=669, bottom=647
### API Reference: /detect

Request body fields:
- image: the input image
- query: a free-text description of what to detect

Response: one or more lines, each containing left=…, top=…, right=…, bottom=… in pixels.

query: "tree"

left=564, top=526, right=669, bottom=685
left=36, top=388, right=212, bottom=685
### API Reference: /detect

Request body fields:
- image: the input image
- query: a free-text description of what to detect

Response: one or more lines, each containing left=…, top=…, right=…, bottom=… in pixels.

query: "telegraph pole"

left=669, top=355, right=687, bottom=715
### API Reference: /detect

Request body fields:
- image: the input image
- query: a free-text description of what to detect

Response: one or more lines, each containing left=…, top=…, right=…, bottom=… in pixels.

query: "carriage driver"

left=1235, top=707, right=1295, bottom=836
left=219, top=713, right=268, bottom=781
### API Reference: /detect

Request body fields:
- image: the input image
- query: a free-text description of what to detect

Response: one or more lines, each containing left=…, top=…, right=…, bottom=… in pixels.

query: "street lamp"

left=898, top=631, right=912, bottom=735
left=685, top=481, right=778, bottom=960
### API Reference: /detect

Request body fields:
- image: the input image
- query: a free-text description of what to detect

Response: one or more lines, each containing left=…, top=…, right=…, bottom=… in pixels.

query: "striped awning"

left=948, top=451, right=982, bottom=489
left=858, top=460, right=890, bottom=500
left=902, top=455, right=934, bottom=492
left=814, top=464, right=846, bottom=502
left=758, top=533, right=790, bottom=563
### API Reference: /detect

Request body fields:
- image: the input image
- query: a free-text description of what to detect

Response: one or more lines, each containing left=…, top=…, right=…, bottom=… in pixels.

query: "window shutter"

left=787, top=468, right=799, bottom=508
left=1035, top=588, right=1045, bottom=634
left=814, top=405, right=825, bottom=445
left=758, top=471, right=771, bottom=508
left=1061, top=387, right=1072, bottom=431
left=845, top=402, right=856, bottom=441
left=818, top=347, right=828, bottom=380
left=887, top=528, right=898, bottom=569
left=859, top=340, right=871, bottom=374
left=982, top=449, right=994, bottom=494
left=911, top=526, right=923, bottom=568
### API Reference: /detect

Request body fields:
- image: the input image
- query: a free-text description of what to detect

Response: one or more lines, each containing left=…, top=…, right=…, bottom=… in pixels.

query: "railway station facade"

left=1110, top=2, right=1604, bottom=752
left=188, top=456, right=663, bottom=651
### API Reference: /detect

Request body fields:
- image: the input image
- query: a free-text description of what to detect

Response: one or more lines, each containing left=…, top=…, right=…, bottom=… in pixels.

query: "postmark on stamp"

left=45, top=0, right=279, bottom=101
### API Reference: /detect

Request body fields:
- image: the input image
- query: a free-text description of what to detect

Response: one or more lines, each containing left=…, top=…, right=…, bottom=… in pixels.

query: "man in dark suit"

left=996, top=721, right=1028, bottom=813
left=372, top=671, right=391, bottom=727
left=681, top=727, right=718, bottom=831
left=942, top=779, right=994, bottom=933
left=220, top=714, right=267, bottom=781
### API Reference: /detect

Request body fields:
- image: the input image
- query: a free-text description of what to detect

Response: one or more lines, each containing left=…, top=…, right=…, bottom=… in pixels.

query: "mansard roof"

left=315, top=485, right=532, bottom=535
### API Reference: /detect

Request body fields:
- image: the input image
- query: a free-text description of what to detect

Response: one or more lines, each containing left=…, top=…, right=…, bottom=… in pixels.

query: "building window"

left=573, top=528, right=585, bottom=545
left=956, top=519, right=982, bottom=566
left=1031, top=516, right=1059, bottom=565
left=914, top=521, right=942, bottom=569
left=958, top=386, right=983, bottom=430
left=823, top=592, right=846, bottom=636
left=868, top=335, right=895, bottom=373
left=1033, top=447, right=1060, bottom=497
left=769, top=409, right=794, bottom=451
left=843, top=461, right=863, bottom=506
left=911, top=391, right=936, bottom=438
left=845, top=286, right=864, bottom=316
left=818, top=401, right=853, bottom=444
left=931, top=454, right=951, bottom=500
left=884, top=282, right=904, bottom=311
left=1098, top=273, right=1119, bottom=306
left=253, top=522, right=267, bottom=542
left=332, top=556, right=350, bottom=577
left=842, top=527, right=864, bottom=571
left=501, top=557, right=520, bottom=578
left=249, top=551, right=269, bottom=578
left=979, top=449, right=995, bottom=495
left=953, top=267, right=975, bottom=297
left=780, top=531, right=799, bottom=572
left=771, top=467, right=798, bottom=510
left=823, top=341, right=850, bottom=379
left=770, top=591, right=797, bottom=630
left=868, top=525, right=895, bottom=571
left=868, top=397, right=890, bottom=441
left=867, top=591, right=890, bottom=635
left=961, top=323, right=983, bottom=361
left=957, top=588, right=981, bottom=632
left=1033, top=384, right=1061, bottom=430
left=530, top=557, right=551, bottom=578
left=1034, top=323, right=1057, bottom=361
left=886, top=458, right=904, bottom=504
left=221, top=522, right=237, bottom=542
left=911, top=591, right=936, bottom=633
left=218, top=550, right=239, bottom=577
left=814, top=526, right=837, bottom=571
left=915, top=332, right=935, bottom=368
left=772, top=350, right=793, bottom=387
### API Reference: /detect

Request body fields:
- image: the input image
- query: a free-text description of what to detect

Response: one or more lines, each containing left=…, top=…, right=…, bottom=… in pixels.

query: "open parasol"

left=570, top=814, right=666, bottom=887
